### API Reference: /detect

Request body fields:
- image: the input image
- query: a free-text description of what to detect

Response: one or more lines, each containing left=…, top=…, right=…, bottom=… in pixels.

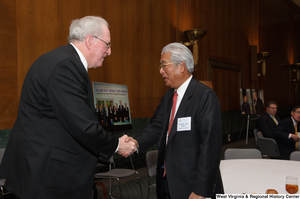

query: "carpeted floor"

left=94, top=173, right=155, bottom=199
left=94, top=137, right=257, bottom=199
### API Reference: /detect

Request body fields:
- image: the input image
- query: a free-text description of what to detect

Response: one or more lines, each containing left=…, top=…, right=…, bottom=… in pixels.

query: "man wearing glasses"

left=129, top=43, right=224, bottom=199
left=0, top=16, right=136, bottom=199
left=274, top=105, right=300, bottom=160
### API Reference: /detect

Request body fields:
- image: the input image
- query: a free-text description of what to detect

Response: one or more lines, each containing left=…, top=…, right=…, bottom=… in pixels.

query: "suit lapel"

left=166, top=78, right=197, bottom=145
left=68, top=44, right=95, bottom=111
left=266, top=114, right=276, bottom=127
left=157, top=90, right=174, bottom=157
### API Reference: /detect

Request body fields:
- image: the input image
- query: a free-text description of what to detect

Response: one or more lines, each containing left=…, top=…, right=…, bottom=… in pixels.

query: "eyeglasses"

left=294, top=111, right=300, bottom=114
left=93, top=36, right=111, bottom=48
left=158, top=61, right=181, bottom=71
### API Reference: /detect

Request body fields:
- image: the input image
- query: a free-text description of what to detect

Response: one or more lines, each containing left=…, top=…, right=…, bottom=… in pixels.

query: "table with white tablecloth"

left=220, top=159, right=300, bottom=194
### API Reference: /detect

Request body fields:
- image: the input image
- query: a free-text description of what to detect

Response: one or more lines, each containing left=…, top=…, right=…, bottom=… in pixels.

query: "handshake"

left=117, top=135, right=139, bottom=157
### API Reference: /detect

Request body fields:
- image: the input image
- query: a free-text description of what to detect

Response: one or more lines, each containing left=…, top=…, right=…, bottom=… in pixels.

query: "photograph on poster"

left=240, top=89, right=252, bottom=115
left=239, top=89, right=265, bottom=115
left=93, top=82, right=132, bottom=132
left=252, top=89, right=265, bottom=116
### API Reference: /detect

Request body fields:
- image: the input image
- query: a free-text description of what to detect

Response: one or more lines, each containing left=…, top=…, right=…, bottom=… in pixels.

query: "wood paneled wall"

left=257, top=0, right=294, bottom=107
left=0, top=0, right=299, bottom=129
left=0, top=0, right=17, bottom=128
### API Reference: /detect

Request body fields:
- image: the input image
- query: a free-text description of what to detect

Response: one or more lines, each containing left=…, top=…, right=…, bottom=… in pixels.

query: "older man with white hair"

left=0, top=16, right=136, bottom=199
left=129, top=42, right=224, bottom=199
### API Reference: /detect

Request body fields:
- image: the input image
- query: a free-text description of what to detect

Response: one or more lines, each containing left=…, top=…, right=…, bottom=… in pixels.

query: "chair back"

left=257, top=131, right=264, bottom=138
left=0, top=148, right=5, bottom=165
left=224, top=148, right=262, bottom=160
left=290, top=151, right=300, bottom=161
left=257, top=137, right=280, bottom=158
left=253, top=129, right=258, bottom=142
left=146, top=150, right=158, bottom=177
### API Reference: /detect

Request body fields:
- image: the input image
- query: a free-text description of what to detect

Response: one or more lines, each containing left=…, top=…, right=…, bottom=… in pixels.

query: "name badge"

left=177, top=117, right=191, bottom=131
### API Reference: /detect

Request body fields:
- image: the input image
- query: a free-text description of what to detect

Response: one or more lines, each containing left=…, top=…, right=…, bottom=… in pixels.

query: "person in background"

left=124, top=102, right=130, bottom=122
left=252, top=91, right=264, bottom=116
left=118, top=100, right=125, bottom=122
left=241, top=95, right=251, bottom=115
left=274, top=105, right=300, bottom=160
left=0, top=16, right=136, bottom=199
left=128, top=42, right=223, bottom=199
left=257, top=100, right=281, bottom=138
left=100, top=103, right=105, bottom=126
left=104, top=102, right=109, bottom=126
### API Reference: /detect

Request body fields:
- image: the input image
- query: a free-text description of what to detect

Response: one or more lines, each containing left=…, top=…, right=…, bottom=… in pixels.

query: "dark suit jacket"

left=257, top=112, right=281, bottom=138
left=136, top=78, right=223, bottom=199
left=254, top=98, right=264, bottom=115
left=273, top=117, right=299, bottom=160
left=241, top=102, right=251, bottom=114
left=151, top=97, right=164, bottom=124
left=118, top=105, right=124, bottom=122
left=0, top=44, right=118, bottom=199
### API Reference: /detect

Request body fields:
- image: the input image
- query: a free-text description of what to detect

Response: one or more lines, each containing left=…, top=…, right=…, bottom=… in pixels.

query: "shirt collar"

left=266, top=111, right=274, bottom=118
left=292, top=116, right=297, bottom=126
left=70, top=43, right=88, bottom=71
left=175, top=75, right=193, bottom=97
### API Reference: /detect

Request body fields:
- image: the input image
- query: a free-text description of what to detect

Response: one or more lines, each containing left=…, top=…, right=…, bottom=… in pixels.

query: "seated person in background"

left=253, top=91, right=264, bottom=116
left=273, top=105, right=300, bottom=160
left=241, top=95, right=251, bottom=114
left=257, top=100, right=281, bottom=138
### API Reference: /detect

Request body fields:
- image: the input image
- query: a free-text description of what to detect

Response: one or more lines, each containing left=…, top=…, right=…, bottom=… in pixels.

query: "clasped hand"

left=117, top=135, right=138, bottom=157
left=291, top=134, right=300, bottom=142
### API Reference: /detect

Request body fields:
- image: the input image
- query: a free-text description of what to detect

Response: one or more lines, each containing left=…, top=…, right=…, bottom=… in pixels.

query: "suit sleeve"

left=194, top=89, right=223, bottom=197
left=135, top=93, right=170, bottom=152
left=274, top=119, right=292, bottom=140
left=257, top=115, right=274, bottom=138
left=47, top=58, right=118, bottom=159
left=257, top=98, right=264, bottom=113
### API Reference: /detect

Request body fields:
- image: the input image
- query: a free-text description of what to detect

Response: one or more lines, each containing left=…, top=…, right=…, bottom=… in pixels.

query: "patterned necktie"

left=163, top=91, right=178, bottom=177
left=295, top=125, right=299, bottom=150
left=272, top=116, right=278, bottom=125
left=167, top=91, right=178, bottom=141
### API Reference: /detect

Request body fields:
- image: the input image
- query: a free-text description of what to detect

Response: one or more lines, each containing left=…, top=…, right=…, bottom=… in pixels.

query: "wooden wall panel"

left=175, top=0, right=254, bottom=110
left=14, top=0, right=173, bottom=124
left=91, top=0, right=173, bottom=118
left=0, top=0, right=300, bottom=129
left=257, top=0, right=296, bottom=107
left=0, top=0, right=17, bottom=129
left=212, top=68, right=240, bottom=111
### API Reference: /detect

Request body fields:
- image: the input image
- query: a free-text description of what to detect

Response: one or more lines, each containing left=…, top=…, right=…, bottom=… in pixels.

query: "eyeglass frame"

left=294, top=111, right=300, bottom=115
left=93, top=36, right=111, bottom=48
left=158, top=61, right=182, bottom=71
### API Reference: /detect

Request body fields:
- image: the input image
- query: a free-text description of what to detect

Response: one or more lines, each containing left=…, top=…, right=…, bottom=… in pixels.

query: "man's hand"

left=188, top=192, right=205, bottom=199
left=117, top=135, right=137, bottom=157
left=291, top=134, right=299, bottom=142
left=125, top=136, right=139, bottom=149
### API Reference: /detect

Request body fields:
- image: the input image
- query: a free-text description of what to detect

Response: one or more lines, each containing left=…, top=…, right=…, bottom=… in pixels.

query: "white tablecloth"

left=220, top=159, right=300, bottom=194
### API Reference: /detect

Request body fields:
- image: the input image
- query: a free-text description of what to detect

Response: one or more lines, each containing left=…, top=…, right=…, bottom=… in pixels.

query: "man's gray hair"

left=68, top=16, right=108, bottom=42
left=161, top=42, right=194, bottom=73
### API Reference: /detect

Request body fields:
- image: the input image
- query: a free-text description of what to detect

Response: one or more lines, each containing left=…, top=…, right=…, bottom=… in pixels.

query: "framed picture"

left=93, top=82, right=132, bottom=132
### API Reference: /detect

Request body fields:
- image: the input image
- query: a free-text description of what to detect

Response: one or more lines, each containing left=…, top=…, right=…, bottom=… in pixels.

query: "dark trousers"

left=162, top=177, right=171, bottom=199
left=161, top=165, right=170, bottom=199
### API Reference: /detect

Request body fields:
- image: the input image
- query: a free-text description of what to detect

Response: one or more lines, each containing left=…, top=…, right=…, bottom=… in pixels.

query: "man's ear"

left=180, top=62, right=187, bottom=73
left=85, top=35, right=94, bottom=50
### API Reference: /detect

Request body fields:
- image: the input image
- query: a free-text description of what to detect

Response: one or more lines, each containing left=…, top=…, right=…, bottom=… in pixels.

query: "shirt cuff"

left=115, top=139, right=120, bottom=153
